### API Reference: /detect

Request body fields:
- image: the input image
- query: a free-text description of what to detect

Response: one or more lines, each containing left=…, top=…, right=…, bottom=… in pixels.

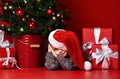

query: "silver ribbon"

left=0, top=30, right=10, bottom=47
left=83, top=27, right=109, bottom=50
left=0, top=30, right=20, bottom=69
left=0, top=48, right=17, bottom=67
left=92, top=45, right=118, bottom=69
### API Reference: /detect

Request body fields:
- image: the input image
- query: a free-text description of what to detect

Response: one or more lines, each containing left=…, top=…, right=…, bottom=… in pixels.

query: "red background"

left=58, top=0, right=120, bottom=50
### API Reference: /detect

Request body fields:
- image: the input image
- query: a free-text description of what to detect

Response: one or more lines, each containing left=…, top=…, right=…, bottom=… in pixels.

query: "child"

left=45, top=29, right=92, bottom=70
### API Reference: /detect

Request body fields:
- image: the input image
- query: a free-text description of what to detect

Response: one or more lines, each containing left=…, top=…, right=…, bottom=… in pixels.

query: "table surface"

left=0, top=67, right=120, bottom=79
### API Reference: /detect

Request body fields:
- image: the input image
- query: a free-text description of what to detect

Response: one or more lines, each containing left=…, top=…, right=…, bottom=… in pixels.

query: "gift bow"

left=92, top=45, right=118, bottom=69
left=0, top=48, right=16, bottom=67
left=0, top=30, right=10, bottom=47
left=83, top=27, right=109, bottom=50
left=0, top=30, right=20, bottom=69
left=0, top=48, right=20, bottom=69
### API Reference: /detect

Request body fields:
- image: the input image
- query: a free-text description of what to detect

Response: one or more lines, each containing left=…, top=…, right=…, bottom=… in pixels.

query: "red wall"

left=58, top=0, right=120, bottom=50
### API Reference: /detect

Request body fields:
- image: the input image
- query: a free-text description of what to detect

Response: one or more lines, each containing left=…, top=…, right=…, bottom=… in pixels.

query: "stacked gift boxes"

left=0, top=30, right=17, bottom=69
left=82, top=27, right=119, bottom=69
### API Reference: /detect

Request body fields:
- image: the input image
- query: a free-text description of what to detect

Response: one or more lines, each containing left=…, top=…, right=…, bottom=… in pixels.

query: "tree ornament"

left=47, top=8, right=53, bottom=15
left=16, top=8, right=24, bottom=16
left=28, top=21, right=36, bottom=30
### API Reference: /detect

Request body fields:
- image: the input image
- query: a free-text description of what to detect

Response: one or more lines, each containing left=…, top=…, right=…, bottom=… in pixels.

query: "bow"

left=0, top=30, right=20, bottom=69
left=0, top=30, right=10, bottom=47
left=92, top=45, right=118, bottom=69
left=0, top=48, right=20, bottom=69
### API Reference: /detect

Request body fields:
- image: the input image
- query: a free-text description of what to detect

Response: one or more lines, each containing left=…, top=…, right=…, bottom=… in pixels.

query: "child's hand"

left=48, top=44, right=57, bottom=57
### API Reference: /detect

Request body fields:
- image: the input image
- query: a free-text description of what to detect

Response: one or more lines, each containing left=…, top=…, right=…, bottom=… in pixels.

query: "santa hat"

left=48, top=29, right=92, bottom=70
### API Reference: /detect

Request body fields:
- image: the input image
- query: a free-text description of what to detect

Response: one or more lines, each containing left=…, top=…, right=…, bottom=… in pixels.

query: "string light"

left=56, top=13, right=60, bottom=17
left=4, top=6, right=7, bottom=10
left=52, top=16, right=56, bottom=20
left=8, top=5, right=13, bottom=9
left=20, top=28, right=24, bottom=32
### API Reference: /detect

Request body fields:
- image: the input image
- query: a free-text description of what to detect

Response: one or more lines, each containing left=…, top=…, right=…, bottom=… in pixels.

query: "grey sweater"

left=45, top=52, right=77, bottom=70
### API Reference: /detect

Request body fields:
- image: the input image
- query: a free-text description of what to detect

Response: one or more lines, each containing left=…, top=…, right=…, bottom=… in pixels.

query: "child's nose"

left=58, top=50, right=63, bottom=53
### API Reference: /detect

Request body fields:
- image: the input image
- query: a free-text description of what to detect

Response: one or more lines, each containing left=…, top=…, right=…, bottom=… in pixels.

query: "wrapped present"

left=0, top=30, right=18, bottom=69
left=91, top=44, right=119, bottom=69
left=0, top=48, right=17, bottom=69
left=82, top=27, right=112, bottom=60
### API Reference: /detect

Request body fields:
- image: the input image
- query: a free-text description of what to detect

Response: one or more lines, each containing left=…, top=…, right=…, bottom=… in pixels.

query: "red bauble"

left=16, top=8, right=24, bottom=16
left=0, top=21, right=10, bottom=27
left=28, top=21, right=36, bottom=30
left=47, top=8, right=53, bottom=15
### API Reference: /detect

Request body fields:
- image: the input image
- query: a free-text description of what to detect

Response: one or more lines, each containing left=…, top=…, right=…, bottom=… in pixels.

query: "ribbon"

left=0, top=48, right=20, bottom=69
left=92, top=45, right=118, bottom=69
left=83, top=27, right=109, bottom=50
left=0, top=48, right=15, bottom=67
left=0, top=30, right=10, bottom=47
left=0, top=30, right=20, bottom=69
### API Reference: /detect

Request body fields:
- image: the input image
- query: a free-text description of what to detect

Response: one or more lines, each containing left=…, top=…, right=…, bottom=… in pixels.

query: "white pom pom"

left=84, top=61, right=92, bottom=70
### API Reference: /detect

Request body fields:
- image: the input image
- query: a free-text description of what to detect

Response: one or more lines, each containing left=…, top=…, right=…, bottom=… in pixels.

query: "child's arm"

left=45, top=52, right=60, bottom=70
left=56, top=55, right=77, bottom=70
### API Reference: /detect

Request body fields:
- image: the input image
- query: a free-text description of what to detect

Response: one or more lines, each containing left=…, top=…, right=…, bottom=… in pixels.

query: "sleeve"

left=56, top=55, right=77, bottom=70
left=45, top=52, right=60, bottom=70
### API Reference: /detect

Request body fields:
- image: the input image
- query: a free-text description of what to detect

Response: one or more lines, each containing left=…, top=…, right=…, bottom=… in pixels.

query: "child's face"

left=50, top=44, right=67, bottom=57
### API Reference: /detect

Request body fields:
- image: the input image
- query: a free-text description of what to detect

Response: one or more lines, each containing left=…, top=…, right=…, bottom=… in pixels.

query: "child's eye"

left=53, top=48, right=58, bottom=51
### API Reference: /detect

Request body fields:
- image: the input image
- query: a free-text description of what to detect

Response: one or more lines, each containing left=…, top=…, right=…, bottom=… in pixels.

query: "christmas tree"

left=0, top=0, right=70, bottom=36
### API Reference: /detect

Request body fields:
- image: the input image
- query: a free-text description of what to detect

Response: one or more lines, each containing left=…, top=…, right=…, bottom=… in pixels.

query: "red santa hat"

left=48, top=29, right=92, bottom=70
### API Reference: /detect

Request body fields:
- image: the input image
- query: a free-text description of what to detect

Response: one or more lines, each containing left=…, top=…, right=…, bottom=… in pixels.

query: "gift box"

left=0, top=48, right=17, bottom=69
left=82, top=27, right=112, bottom=44
left=82, top=27, right=113, bottom=60
left=91, top=44, right=119, bottom=69
left=0, top=30, right=18, bottom=69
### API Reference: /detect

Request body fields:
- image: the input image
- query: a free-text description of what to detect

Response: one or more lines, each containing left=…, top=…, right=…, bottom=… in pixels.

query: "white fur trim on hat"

left=48, top=29, right=67, bottom=50
left=84, top=61, right=92, bottom=70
